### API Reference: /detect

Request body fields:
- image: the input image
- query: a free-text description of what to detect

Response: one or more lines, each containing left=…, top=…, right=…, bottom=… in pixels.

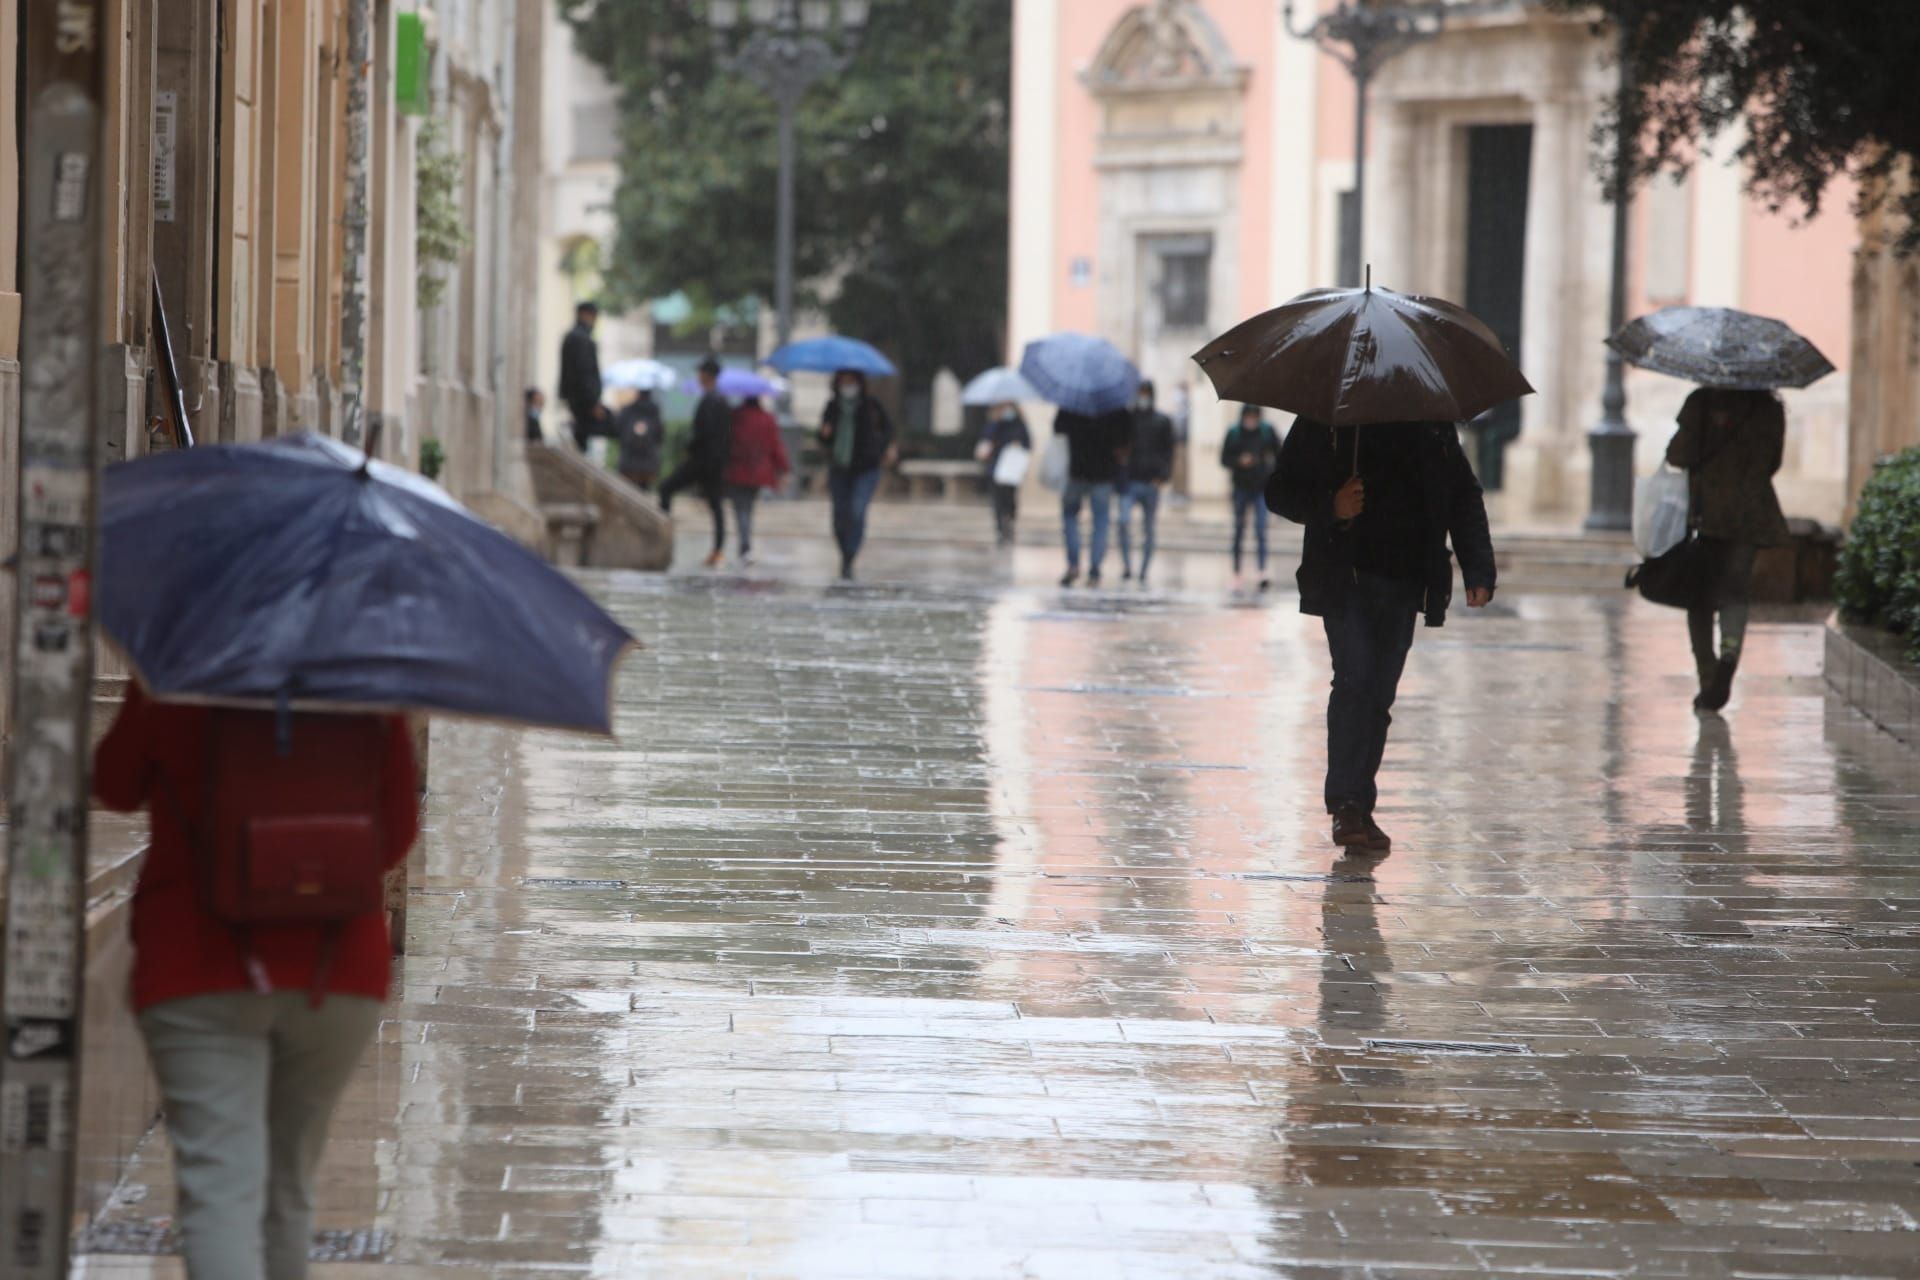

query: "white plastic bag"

left=993, top=443, right=1032, bottom=488
left=1038, top=435, right=1070, bottom=492
left=1633, top=464, right=1691, bottom=559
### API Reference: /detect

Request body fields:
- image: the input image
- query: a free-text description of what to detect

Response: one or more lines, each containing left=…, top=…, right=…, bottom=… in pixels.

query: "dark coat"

left=1665, top=388, right=1790, bottom=547
left=615, top=396, right=663, bottom=477
left=1267, top=419, right=1496, bottom=628
left=982, top=413, right=1033, bottom=473
left=1057, top=409, right=1132, bottom=485
left=819, top=394, right=895, bottom=474
left=557, top=323, right=602, bottom=422
left=1127, top=409, right=1177, bottom=484
left=1220, top=421, right=1282, bottom=492
left=686, top=391, right=734, bottom=478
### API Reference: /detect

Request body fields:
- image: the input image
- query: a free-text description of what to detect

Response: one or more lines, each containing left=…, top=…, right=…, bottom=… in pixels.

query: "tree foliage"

left=1551, top=0, right=1920, bottom=250
left=560, top=0, right=1012, bottom=392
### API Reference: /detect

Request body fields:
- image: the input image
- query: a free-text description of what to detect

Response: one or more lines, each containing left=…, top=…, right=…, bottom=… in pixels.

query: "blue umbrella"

left=681, top=367, right=787, bottom=399
left=100, top=433, right=636, bottom=735
left=767, top=336, right=898, bottom=377
left=960, top=366, right=1040, bottom=406
left=1018, top=333, right=1140, bottom=416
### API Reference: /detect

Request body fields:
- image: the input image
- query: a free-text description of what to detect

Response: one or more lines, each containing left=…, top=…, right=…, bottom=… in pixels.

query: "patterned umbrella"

left=1018, top=334, right=1140, bottom=416
left=1607, top=306, right=1834, bottom=390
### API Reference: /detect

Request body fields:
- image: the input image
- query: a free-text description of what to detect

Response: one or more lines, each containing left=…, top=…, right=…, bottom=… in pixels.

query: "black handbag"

left=1627, top=532, right=1717, bottom=609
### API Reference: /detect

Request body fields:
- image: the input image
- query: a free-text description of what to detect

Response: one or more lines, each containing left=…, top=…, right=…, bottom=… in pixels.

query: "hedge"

left=1836, top=446, right=1920, bottom=660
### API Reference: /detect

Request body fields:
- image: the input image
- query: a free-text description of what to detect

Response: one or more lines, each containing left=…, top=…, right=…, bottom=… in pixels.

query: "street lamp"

left=1585, top=16, right=1637, bottom=533
left=709, top=0, right=871, bottom=354
left=1283, top=2, right=1511, bottom=287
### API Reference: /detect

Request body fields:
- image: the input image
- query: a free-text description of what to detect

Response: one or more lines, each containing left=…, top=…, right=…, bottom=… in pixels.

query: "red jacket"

left=93, top=685, right=420, bottom=1012
left=723, top=404, right=791, bottom=491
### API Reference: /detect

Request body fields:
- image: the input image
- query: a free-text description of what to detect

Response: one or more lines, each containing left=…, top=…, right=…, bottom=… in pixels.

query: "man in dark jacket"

left=1056, top=407, right=1131, bottom=588
left=658, top=357, right=732, bottom=568
left=1117, top=381, right=1176, bottom=584
left=614, top=390, right=663, bottom=491
left=819, top=368, right=896, bottom=581
left=557, top=301, right=606, bottom=450
left=1268, top=418, right=1496, bottom=858
left=1222, top=404, right=1283, bottom=590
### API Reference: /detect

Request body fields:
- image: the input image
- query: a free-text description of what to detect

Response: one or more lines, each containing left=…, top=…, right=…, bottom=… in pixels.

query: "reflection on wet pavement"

left=88, top=562, right=1920, bottom=1277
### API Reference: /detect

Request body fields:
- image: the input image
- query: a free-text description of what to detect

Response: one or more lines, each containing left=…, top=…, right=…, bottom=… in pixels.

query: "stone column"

left=1512, top=92, right=1587, bottom=516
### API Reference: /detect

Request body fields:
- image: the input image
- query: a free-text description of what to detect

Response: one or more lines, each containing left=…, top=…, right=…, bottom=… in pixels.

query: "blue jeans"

left=1116, top=482, right=1160, bottom=578
left=1061, top=481, right=1113, bottom=574
left=1322, top=572, right=1424, bottom=814
left=828, top=467, right=882, bottom=566
left=1232, top=487, right=1269, bottom=574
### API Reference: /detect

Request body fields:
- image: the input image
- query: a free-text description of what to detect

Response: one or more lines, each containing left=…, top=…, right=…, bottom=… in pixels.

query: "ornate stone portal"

left=1082, top=1, right=1249, bottom=498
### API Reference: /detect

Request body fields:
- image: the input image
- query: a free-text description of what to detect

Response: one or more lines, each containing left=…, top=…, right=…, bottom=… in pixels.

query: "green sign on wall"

left=395, top=13, right=429, bottom=117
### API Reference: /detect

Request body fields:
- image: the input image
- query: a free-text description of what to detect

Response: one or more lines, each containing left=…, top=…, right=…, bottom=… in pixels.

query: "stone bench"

left=895, top=459, right=981, bottom=503
left=542, top=502, right=599, bottom=567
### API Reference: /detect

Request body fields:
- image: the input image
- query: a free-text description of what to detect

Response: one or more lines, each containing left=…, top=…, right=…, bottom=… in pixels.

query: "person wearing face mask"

left=818, top=368, right=896, bottom=581
left=975, top=401, right=1032, bottom=545
left=1117, top=380, right=1177, bottom=585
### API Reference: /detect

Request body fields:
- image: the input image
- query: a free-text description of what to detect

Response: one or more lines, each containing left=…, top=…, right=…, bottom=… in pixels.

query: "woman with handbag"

left=1665, top=386, right=1790, bottom=712
left=976, top=402, right=1032, bottom=546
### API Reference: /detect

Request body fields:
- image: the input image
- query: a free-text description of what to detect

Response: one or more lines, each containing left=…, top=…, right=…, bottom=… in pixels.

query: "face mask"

left=838, top=382, right=857, bottom=398
left=1137, top=396, right=1152, bottom=412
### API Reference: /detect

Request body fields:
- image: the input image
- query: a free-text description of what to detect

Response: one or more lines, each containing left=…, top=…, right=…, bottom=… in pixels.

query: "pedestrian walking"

left=557, top=300, right=607, bottom=451
left=976, top=402, right=1032, bottom=545
left=1665, top=387, right=1789, bottom=712
left=819, top=367, right=896, bottom=581
left=1054, top=407, right=1131, bottom=587
left=1268, top=418, right=1496, bottom=857
left=1223, top=405, right=1282, bottom=590
left=614, top=388, right=663, bottom=492
left=1117, top=380, right=1176, bottom=584
left=723, top=395, right=791, bottom=566
left=659, top=357, right=732, bottom=568
left=524, top=387, right=547, bottom=443
left=93, top=685, right=420, bottom=1280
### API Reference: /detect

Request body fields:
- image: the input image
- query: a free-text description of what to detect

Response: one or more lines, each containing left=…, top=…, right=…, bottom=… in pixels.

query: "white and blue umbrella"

left=960, top=366, right=1040, bottom=406
left=602, top=358, right=679, bottom=392
left=1018, top=333, right=1140, bottom=416
left=680, top=368, right=787, bottom=399
left=767, top=336, right=897, bottom=377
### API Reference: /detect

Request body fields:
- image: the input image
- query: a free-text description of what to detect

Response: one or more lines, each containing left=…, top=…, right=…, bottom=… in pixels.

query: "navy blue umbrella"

left=1018, top=333, right=1140, bottom=416
left=767, top=336, right=897, bottom=377
left=100, top=433, right=636, bottom=735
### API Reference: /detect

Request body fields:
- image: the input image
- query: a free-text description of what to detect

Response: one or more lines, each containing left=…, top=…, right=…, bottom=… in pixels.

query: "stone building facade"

left=1010, top=0, right=1859, bottom=522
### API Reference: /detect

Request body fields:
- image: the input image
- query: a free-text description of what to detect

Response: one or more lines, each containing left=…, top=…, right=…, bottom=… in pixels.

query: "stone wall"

left=525, top=443, right=673, bottom=570
left=1847, top=174, right=1920, bottom=522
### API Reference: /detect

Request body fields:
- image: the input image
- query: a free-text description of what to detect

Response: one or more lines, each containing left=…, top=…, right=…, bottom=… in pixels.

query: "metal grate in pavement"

left=1363, top=1038, right=1533, bottom=1057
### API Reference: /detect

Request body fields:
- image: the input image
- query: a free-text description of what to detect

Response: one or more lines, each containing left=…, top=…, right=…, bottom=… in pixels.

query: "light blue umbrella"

left=1018, top=333, right=1140, bottom=416
left=680, top=368, right=787, bottom=399
left=960, top=366, right=1040, bottom=406
left=767, top=336, right=897, bottom=377
left=603, top=358, right=679, bottom=392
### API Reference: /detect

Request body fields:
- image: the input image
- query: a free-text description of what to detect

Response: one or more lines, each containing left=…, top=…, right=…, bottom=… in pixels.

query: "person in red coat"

left=94, top=684, right=419, bottom=1280
left=721, top=395, right=792, bottom=566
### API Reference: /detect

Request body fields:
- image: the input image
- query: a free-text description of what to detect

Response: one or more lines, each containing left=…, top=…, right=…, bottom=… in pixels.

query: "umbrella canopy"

left=1192, top=284, right=1534, bottom=426
left=960, top=366, right=1041, bottom=406
left=1018, top=333, right=1141, bottom=416
left=767, top=336, right=897, bottom=377
left=1607, top=306, right=1834, bottom=390
left=602, top=358, right=679, bottom=392
left=682, top=368, right=786, bottom=399
left=100, top=433, right=637, bottom=735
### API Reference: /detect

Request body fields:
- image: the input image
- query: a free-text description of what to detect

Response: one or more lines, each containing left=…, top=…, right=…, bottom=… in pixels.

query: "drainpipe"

left=340, top=0, right=372, bottom=447
left=490, top=6, right=516, bottom=495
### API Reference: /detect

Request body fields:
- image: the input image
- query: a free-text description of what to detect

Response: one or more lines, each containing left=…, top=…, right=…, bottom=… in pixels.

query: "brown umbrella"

left=1192, top=279, right=1534, bottom=429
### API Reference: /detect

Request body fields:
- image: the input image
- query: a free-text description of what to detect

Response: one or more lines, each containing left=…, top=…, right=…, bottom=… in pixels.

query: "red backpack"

left=188, top=708, right=391, bottom=998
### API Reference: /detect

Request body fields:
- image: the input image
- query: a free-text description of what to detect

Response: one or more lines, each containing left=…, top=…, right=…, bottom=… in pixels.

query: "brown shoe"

left=703, top=549, right=726, bottom=569
left=1331, top=807, right=1373, bottom=854
left=1361, top=814, right=1392, bottom=857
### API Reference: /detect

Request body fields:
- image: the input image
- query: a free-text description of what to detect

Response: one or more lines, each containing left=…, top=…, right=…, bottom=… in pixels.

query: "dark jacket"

left=558, top=323, right=602, bottom=421
left=1127, top=409, right=1177, bottom=484
left=819, top=394, right=895, bottom=474
left=982, top=412, right=1033, bottom=473
left=615, top=396, right=663, bottom=477
left=724, top=403, right=792, bottom=491
left=1057, top=409, right=1132, bottom=485
left=1267, top=418, right=1495, bottom=628
left=686, top=391, right=734, bottom=478
left=1220, top=421, right=1281, bottom=492
left=1666, top=388, right=1790, bottom=547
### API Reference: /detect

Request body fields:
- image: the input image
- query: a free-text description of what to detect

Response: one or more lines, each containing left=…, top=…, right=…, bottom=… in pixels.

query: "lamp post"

left=708, top=0, right=871, bottom=353
left=1282, top=1, right=1479, bottom=287
left=1584, top=16, right=1637, bottom=533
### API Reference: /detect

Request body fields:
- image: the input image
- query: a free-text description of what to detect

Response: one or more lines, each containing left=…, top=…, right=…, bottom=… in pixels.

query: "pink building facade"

left=1009, top=0, right=1856, bottom=522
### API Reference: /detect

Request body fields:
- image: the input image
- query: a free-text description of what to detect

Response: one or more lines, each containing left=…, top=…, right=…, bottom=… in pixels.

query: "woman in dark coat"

left=1665, top=387, right=1790, bottom=712
left=818, top=368, right=895, bottom=581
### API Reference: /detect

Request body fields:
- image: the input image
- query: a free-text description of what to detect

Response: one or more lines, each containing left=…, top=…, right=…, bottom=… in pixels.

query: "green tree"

left=1553, top=1, right=1920, bottom=249
left=561, top=0, right=1012, bottom=400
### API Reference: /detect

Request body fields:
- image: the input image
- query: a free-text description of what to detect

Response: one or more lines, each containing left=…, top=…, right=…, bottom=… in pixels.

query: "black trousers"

left=992, top=484, right=1019, bottom=543
left=659, top=464, right=725, bottom=555
left=1321, top=571, right=1424, bottom=815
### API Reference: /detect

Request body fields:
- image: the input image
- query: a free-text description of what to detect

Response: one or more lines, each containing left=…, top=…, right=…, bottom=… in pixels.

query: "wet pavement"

left=84, top=550, right=1920, bottom=1277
